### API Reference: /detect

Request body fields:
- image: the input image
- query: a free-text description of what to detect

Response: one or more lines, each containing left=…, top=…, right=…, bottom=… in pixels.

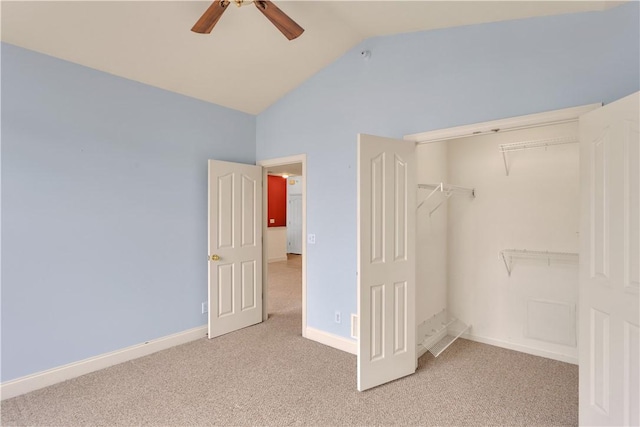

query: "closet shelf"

left=417, top=183, right=475, bottom=217
left=419, top=309, right=470, bottom=358
left=500, top=249, right=579, bottom=277
left=498, top=136, right=578, bottom=176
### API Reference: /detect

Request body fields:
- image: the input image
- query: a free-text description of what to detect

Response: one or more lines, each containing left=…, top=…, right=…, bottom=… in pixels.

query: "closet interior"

left=415, top=121, right=580, bottom=363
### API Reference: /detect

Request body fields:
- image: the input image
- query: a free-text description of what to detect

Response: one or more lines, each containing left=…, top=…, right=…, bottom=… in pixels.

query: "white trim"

left=462, top=333, right=578, bottom=365
left=405, top=105, right=591, bottom=367
left=404, top=103, right=601, bottom=144
left=417, top=344, right=428, bottom=359
left=257, top=154, right=307, bottom=336
left=350, top=314, right=358, bottom=339
left=305, top=327, right=357, bottom=355
left=1, top=325, right=207, bottom=400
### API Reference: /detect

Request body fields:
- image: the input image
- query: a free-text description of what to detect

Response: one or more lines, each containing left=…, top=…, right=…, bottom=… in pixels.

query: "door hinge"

left=351, top=314, right=358, bottom=339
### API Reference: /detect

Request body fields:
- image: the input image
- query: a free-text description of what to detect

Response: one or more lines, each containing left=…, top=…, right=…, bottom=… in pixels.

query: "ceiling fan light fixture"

left=192, top=0, right=304, bottom=40
left=191, top=0, right=230, bottom=34
left=253, top=0, right=304, bottom=40
left=233, top=0, right=253, bottom=8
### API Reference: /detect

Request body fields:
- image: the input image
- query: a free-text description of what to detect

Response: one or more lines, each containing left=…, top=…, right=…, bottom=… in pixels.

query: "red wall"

left=267, top=175, right=287, bottom=227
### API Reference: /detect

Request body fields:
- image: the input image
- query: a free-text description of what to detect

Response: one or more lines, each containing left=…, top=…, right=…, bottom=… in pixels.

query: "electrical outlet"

left=201, top=302, right=208, bottom=314
left=335, top=311, right=341, bottom=323
left=308, top=234, right=316, bottom=244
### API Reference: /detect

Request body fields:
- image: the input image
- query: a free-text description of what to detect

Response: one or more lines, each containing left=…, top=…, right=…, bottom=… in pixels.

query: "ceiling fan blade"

left=191, top=0, right=230, bottom=34
left=254, top=0, right=304, bottom=40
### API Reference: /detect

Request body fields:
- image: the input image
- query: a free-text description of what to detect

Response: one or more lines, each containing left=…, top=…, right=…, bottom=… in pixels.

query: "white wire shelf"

left=419, top=309, right=470, bottom=358
left=498, top=136, right=578, bottom=176
left=500, top=249, right=579, bottom=277
left=417, top=182, right=475, bottom=216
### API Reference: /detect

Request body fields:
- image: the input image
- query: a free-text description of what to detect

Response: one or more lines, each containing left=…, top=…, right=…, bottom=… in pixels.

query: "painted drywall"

left=1, top=43, right=256, bottom=382
left=267, top=175, right=287, bottom=227
left=415, top=143, right=448, bottom=325
left=256, top=3, right=640, bottom=338
left=418, top=122, right=580, bottom=361
left=2, top=2, right=639, bottom=383
left=267, top=227, right=288, bottom=262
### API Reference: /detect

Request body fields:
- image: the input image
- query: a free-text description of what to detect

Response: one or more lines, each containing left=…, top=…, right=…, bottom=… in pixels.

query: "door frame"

left=258, top=154, right=307, bottom=336
left=405, top=103, right=601, bottom=144
left=406, top=102, right=601, bottom=364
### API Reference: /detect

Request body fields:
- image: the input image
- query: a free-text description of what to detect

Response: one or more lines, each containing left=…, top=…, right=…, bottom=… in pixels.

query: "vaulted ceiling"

left=1, top=1, right=622, bottom=114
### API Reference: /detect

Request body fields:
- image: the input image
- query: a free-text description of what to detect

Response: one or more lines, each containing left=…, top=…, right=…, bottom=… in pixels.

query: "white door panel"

left=208, top=160, right=263, bottom=338
left=357, top=134, right=416, bottom=391
left=579, top=92, right=639, bottom=426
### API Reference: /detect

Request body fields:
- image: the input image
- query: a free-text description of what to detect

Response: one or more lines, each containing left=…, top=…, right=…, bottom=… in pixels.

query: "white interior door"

left=287, top=194, right=302, bottom=254
left=357, top=133, right=416, bottom=391
left=579, top=92, right=639, bottom=426
left=208, top=160, right=263, bottom=338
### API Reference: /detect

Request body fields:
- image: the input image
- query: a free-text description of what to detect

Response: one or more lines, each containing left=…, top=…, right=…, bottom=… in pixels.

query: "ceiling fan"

left=191, top=0, right=304, bottom=40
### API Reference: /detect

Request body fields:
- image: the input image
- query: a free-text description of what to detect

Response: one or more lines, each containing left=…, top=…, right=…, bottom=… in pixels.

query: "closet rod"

left=417, top=182, right=475, bottom=216
left=418, top=183, right=476, bottom=196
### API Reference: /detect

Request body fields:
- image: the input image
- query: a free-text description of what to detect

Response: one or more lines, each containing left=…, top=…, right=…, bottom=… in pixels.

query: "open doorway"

left=258, top=155, right=307, bottom=337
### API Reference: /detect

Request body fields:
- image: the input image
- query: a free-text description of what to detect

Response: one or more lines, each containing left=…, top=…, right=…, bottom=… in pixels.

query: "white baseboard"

left=305, top=327, right=357, bottom=355
left=462, top=333, right=578, bottom=365
left=416, top=344, right=428, bottom=359
left=1, top=325, right=208, bottom=400
left=268, top=256, right=288, bottom=263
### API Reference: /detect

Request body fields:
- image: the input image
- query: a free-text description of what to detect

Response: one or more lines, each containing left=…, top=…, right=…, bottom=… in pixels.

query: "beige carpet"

left=1, top=255, right=578, bottom=426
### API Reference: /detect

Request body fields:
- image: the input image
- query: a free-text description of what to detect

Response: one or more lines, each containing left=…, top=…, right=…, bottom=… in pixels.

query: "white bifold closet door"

left=578, top=92, right=639, bottom=426
left=357, top=134, right=416, bottom=391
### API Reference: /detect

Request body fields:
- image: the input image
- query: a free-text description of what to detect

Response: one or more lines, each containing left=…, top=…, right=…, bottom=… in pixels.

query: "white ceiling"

left=1, top=1, right=622, bottom=115
left=267, top=163, right=303, bottom=176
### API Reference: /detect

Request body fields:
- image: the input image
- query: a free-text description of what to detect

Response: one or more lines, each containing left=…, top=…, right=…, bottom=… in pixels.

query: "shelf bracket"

left=417, top=182, right=474, bottom=216
left=417, top=183, right=443, bottom=211
left=501, top=252, right=512, bottom=277
left=501, top=150, right=510, bottom=176
left=429, top=192, right=452, bottom=217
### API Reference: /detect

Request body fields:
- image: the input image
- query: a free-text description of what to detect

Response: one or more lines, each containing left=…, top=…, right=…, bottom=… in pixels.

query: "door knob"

left=209, top=254, right=221, bottom=261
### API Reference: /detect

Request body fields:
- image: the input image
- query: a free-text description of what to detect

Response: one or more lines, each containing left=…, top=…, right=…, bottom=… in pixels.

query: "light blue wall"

left=1, top=43, right=256, bottom=381
left=2, top=2, right=639, bottom=383
left=256, top=3, right=640, bottom=338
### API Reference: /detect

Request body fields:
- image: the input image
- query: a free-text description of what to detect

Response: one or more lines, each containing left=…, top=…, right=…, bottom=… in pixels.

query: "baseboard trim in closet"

left=462, top=333, right=578, bottom=365
left=417, top=345, right=429, bottom=359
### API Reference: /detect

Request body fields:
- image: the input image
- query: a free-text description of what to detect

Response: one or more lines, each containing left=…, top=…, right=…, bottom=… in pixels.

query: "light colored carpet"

left=1, top=255, right=578, bottom=426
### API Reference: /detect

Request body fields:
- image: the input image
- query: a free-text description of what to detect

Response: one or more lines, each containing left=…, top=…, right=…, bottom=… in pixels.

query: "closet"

left=357, top=94, right=638, bottom=425
left=415, top=121, right=580, bottom=363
